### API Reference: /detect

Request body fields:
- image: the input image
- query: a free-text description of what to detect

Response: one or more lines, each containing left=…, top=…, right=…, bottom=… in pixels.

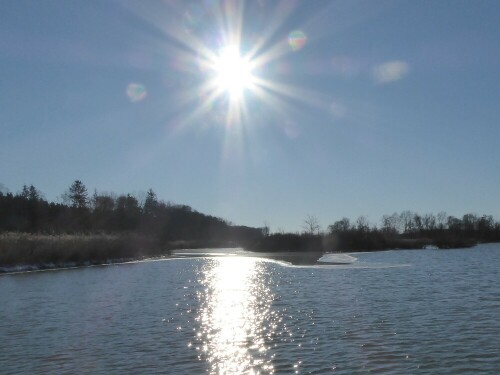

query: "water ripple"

left=1, top=246, right=499, bottom=373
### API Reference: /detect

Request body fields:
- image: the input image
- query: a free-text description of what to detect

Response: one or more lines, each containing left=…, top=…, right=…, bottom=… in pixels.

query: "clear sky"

left=1, top=0, right=499, bottom=232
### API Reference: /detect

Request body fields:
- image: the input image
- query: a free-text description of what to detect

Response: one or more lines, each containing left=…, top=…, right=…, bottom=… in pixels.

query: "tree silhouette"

left=115, top=194, right=141, bottom=231
left=67, top=180, right=89, bottom=209
left=328, top=217, right=351, bottom=233
left=303, top=215, right=321, bottom=235
left=64, top=180, right=90, bottom=231
left=262, top=221, right=270, bottom=236
left=2, top=181, right=500, bottom=256
left=355, top=216, right=370, bottom=232
left=143, top=188, right=158, bottom=217
left=91, top=191, right=116, bottom=232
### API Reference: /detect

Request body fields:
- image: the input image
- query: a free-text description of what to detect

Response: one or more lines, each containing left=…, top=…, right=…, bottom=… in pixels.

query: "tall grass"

left=0, top=232, right=167, bottom=272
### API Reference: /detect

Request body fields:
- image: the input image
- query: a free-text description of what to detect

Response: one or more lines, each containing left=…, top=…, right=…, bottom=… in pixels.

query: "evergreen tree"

left=143, top=188, right=158, bottom=216
left=67, top=180, right=89, bottom=209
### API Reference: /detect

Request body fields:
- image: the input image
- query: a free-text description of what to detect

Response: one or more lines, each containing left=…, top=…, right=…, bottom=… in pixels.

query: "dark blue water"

left=1, top=244, right=499, bottom=374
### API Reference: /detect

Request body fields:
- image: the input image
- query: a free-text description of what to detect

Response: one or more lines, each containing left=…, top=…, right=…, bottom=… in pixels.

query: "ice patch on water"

left=304, top=262, right=411, bottom=270
left=318, top=253, right=357, bottom=264
left=173, top=252, right=238, bottom=257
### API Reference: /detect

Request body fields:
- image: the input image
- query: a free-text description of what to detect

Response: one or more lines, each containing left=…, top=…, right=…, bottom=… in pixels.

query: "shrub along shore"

left=0, top=233, right=244, bottom=273
left=0, top=233, right=161, bottom=273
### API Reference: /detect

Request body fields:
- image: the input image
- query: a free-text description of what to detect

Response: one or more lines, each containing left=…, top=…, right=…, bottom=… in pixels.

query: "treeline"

left=0, top=181, right=262, bottom=248
left=330, top=211, right=500, bottom=248
left=1, top=181, right=499, bottom=264
left=253, top=211, right=500, bottom=252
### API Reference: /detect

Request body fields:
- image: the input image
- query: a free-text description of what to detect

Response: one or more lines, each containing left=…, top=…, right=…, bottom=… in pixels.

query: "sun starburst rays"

left=120, top=0, right=320, bottom=149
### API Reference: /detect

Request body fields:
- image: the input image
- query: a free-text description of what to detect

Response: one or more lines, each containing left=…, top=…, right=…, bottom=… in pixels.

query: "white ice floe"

left=317, top=253, right=357, bottom=264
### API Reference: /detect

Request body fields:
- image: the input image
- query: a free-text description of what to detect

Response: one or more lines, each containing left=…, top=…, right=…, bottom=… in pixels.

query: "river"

left=1, top=244, right=499, bottom=374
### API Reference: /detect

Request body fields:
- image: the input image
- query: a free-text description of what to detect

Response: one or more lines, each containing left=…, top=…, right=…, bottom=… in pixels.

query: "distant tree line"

left=253, top=211, right=500, bottom=252
left=1, top=181, right=499, bottom=253
left=0, top=181, right=262, bottom=249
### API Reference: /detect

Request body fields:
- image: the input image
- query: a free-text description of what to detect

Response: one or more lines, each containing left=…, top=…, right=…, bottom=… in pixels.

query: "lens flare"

left=126, top=83, right=147, bottom=102
left=288, top=30, right=307, bottom=51
left=182, top=3, right=206, bottom=34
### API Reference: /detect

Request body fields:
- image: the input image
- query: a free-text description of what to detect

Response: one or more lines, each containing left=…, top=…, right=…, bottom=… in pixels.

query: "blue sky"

left=1, top=0, right=499, bottom=232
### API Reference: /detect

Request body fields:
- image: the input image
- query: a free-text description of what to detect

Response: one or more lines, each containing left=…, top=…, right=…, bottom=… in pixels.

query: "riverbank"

left=0, top=231, right=483, bottom=274
left=249, top=232, right=478, bottom=253
left=0, top=233, right=250, bottom=274
left=0, top=233, right=170, bottom=273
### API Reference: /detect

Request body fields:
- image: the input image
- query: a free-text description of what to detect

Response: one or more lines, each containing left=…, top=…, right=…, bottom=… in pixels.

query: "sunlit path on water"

left=194, top=257, right=277, bottom=374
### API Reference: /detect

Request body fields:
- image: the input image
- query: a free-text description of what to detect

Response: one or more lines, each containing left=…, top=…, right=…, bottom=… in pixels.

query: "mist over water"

left=1, top=245, right=499, bottom=374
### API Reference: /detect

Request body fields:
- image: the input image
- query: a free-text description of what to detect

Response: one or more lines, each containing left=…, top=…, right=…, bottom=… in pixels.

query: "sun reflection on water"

left=195, top=257, right=276, bottom=374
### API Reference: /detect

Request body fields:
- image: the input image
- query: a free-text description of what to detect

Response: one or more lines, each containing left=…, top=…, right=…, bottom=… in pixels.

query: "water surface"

left=1, top=244, right=499, bottom=374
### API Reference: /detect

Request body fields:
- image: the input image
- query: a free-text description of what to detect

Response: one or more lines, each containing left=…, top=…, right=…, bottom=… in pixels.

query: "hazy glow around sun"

left=212, top=46, right=255, bottom=99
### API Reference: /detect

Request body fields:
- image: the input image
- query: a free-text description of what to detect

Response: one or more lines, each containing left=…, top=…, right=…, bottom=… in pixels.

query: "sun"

left=212, top=46, right=255, bottom=99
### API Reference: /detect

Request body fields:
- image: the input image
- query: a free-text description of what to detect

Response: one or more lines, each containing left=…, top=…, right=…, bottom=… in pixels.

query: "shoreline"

left=0, top=232, right=492, bottom=275
left=3, top=244, right=490, bottom=276
left=0, top=248, right=318, bottom=275
left=0, top=255, right=174, bottom=276
left=0, top=232, right=168, bottom=274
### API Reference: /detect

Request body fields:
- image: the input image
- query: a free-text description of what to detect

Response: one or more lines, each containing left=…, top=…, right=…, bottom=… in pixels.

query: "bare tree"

left=381, top=214, right=398, bottom=234
left=355, top=216, right=370, bottom=232
left=422, top=213, right=436, bottom=231
left=414, top=213, right=423, bottom=233
left=303, top=215, right=321, bottom=235
left=399, top=210, right=415, bottom=234
left=436, top=211, right=447, bottom=230
left=262, top=221, right=270, bottom=236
